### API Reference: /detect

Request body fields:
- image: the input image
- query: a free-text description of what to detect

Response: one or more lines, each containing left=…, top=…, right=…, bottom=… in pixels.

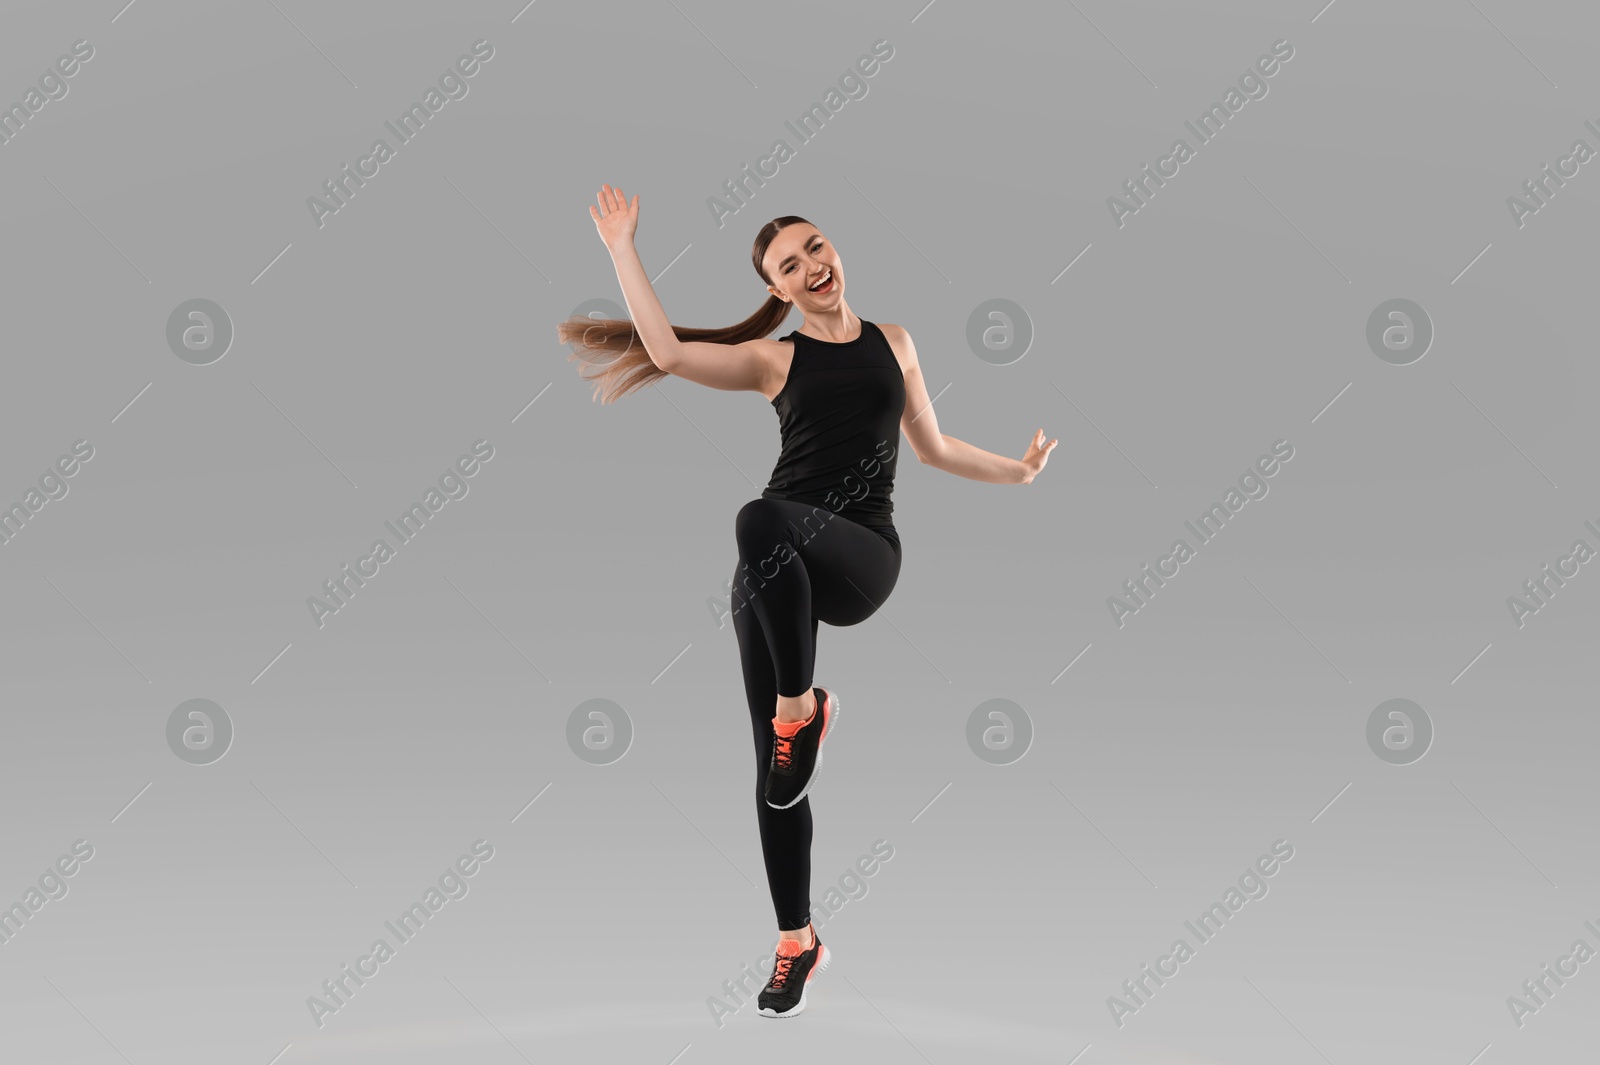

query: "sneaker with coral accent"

left=758, top=926, right=830, bottom=1018
left=764, top=687, right=838, bottom=809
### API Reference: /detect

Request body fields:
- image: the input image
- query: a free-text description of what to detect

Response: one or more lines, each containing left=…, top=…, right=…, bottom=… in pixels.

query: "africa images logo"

left=706, top=39, right=895, bottom=229
left=306, top=40, right=495, bottom=229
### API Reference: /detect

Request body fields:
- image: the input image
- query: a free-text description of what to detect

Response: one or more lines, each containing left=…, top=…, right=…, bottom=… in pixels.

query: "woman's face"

left=763, top=225, right=843, bottom=308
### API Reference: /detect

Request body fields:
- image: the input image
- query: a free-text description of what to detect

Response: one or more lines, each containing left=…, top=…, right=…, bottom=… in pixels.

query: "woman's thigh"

left=765, top=500, right=902, bottom=628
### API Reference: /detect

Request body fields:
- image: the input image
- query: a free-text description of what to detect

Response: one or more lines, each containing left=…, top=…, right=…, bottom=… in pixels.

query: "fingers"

left=594, top=184, right=637, bottom=219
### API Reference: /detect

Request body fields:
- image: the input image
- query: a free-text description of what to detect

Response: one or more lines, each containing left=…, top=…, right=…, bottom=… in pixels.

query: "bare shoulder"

left=876, top=322, right=919, bottom=372
left=751, top=334, right=798, bottom=402
left=671, top=334, right=792, bottom=396
left=739, top=335, right=790, bottom=362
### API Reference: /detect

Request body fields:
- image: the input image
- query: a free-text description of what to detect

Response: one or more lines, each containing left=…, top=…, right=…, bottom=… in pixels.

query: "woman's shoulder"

left=870, top=323, right=921, bottom=382
left=872, top=321, right=916, bottom=366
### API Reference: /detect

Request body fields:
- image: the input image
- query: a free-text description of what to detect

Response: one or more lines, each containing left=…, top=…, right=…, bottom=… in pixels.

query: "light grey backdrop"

left=1, top=0, right=1595, bottom=1062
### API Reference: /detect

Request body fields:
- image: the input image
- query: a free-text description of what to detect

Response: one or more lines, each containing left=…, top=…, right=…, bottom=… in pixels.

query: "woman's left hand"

left=1020, top=428, right=1058, bottom=484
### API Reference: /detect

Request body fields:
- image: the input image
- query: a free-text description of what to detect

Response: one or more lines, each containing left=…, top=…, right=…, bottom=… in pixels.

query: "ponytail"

left=558, top=293, right=790, bottom=405
left=558, top=215, right=813, bottom=405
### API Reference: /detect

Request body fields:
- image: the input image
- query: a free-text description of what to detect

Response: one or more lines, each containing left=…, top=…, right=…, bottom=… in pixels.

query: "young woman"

left=559, top=184, right=1058, bottom=1019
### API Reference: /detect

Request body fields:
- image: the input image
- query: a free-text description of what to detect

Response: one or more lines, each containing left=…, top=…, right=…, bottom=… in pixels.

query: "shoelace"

left=769, top=953, right=794, bottom=989
left=772, top=732, right=795, bottom=773
left=772, top=699, right=819, bottom=773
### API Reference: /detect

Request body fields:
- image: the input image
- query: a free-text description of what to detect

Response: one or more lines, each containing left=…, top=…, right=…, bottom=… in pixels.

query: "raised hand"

left=1020, top=428, right=1058, bottom=484
left=589, top=183, right=639, bottom=251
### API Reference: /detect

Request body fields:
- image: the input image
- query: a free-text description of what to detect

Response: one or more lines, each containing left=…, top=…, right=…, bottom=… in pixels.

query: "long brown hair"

left=557, top=216, right=810, bottom=404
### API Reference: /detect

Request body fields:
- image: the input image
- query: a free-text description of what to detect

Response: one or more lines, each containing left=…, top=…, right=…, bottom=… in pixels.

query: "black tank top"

left=761, top=318, right=905, bottom=546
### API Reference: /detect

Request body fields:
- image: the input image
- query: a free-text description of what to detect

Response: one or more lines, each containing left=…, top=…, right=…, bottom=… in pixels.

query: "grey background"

left=0, top=0, right=1595, bottom=1062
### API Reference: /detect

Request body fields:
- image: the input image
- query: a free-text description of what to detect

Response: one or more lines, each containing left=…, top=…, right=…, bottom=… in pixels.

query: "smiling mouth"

left=808, top=270, right=834, bottom=292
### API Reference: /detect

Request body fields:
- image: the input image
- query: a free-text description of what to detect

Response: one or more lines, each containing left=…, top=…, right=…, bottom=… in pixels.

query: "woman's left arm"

left=883, top=324, right=1058, bottom=485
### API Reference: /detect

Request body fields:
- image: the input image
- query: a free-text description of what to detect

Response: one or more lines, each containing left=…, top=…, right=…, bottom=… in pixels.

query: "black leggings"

left=730, top=497, right=902, bottom=931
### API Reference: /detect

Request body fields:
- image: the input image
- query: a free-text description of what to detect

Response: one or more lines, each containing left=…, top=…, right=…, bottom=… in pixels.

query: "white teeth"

left=809, top=270, right=832, bottom=291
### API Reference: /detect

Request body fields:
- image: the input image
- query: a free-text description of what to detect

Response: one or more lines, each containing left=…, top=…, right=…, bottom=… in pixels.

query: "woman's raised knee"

left=734, top=498, right=791, bottom=559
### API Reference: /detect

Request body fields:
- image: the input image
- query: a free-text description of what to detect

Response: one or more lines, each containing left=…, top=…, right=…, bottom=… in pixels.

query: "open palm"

left=589, top=183, right=638, bottom=251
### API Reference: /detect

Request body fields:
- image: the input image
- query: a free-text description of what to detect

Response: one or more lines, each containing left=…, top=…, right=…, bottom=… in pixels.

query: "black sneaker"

left=764, top=687, right=838, bottom=809
left=758, top=925, right=830, bottom=1018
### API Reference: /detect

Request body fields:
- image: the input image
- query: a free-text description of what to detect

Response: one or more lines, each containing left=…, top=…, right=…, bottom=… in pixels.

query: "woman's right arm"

left=593, top=184, right=773, bottom=394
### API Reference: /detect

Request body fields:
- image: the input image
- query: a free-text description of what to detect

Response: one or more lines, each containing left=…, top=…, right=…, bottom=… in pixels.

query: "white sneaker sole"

left=758, top=943, right=831, bottom=1018
left=767, top=688, right=838, bottom=810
